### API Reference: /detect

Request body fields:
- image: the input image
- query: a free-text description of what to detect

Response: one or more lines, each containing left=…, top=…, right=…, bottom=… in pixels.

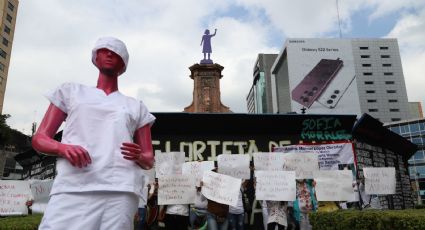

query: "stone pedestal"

left=184, top=63, right=231, bottom=113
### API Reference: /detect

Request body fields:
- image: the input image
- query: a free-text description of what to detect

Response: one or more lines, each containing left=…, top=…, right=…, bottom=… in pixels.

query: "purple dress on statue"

left=202, top=35, right=212, bottom=53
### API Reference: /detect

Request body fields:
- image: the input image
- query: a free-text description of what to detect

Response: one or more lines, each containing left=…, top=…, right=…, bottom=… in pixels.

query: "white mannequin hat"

left=92, top=36, right=129, bottom=74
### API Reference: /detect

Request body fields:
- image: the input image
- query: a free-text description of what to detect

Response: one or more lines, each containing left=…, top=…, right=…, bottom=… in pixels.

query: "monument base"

left=200, top=59, right=213, bottom=64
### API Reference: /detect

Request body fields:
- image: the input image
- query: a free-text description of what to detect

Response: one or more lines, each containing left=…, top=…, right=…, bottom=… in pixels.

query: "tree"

left=0, top=114, right=11, bottom=146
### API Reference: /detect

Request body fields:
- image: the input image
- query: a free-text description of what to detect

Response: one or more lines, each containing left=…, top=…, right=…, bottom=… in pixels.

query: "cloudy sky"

left=3, top=0, right=425, bottom=135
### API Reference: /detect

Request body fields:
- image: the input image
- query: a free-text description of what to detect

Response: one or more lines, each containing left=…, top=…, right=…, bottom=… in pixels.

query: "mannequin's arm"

left=121, top=124, right=154, bottom=169
left=32, top=103, right=91, bottom=168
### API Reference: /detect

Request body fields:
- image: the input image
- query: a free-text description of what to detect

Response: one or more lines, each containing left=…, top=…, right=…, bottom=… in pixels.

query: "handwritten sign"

left=363, top=167, right=396, bottom=195
left=314, top=170, right=354, bottom=201
left=201, top=171, right=241, bottom=207
left=182, top=161, right=215, bottom=186
left=282, top=152, right=319, bottom=179
left=144, top=168, right=156, bottom=183
left=217, top=154, right=250, bottom=179
left=253, top=152, right=285, bottom=171
left=158, top=175, right=196, bottom=205
left=0, top=180, right=31, bottom=216
left=29, top=179, right=53, bottom=214
left=255, top=171, right=296, bottom=201
left=155, top=152, right=185, bottom=177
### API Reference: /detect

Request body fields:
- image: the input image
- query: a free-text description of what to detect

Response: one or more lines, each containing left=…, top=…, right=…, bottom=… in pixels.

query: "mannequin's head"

left=92, top=37, right=129, bottom=76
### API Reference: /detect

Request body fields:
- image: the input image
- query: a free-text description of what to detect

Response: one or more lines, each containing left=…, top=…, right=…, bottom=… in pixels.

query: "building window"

left=361, top=55, right=370, bottom=58
left=8, top=2, right=14, bottom=11
left=368, top=109, right=378, bottom=112
left=367, top=99, right=377, bottom=103
left=384, top=72, right=393, bottom=76
left=391, top=118, right=401, bottom=122
left=0, top=63, right=4, bottom=72
left=4, top=26, right=11, bottom=34
left=383, top=63, right=392, bottom=67
left=363, top=72, right=373, bottom=76
left=362, top=64, right=371, bottom=67
left=6, top=14, right=12, bottom=23
left=390, top=109, right=400, bottom=112
left=380, top=47, right=389, bottom=50
left=359, top=47, right=369, bottom=50
left=364, top=81, right=374, bottom=85
left=0, top=49, right=7, bottom=59
left=387, top=90, right=396, bottom=93
left=385, top=81, right=395, bottom=84
left=389, top=99, right=398, bottom=103
left=381, top=55, right=390, bottom=58
left=2, top=38, right=8, bottom=47
left=366, top=90, right=375, bottom=94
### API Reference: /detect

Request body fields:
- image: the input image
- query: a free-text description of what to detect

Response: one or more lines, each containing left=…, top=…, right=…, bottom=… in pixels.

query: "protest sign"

left=282, top=152, right=319, bottom=179
left=217, top=154, right=250, bottom=179
left=0, top=180, right=31, bottom=216
left=255, top=171, right=296, bottom=201
left=29, top=179, right=53, bottom=214
left=274, top=142, right=354, bottom=170
left=182, top=161, right=214, bottom=186
left=201, top=171, right=241, bottom=207
left=155, top=152, right=185, bottom=177
left=144, top=168, right=156, bottom=183
left=363, top=167, right=396, bottom=195
left=253, top=152, right=285, bottom=171
left=314, top=170, right=354, bottom=201
left=158, top=175, right=196, bottom=205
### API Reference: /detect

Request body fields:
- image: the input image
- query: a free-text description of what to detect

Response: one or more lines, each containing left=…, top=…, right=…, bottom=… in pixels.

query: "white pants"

left=39, top=191, right=138, bottom=230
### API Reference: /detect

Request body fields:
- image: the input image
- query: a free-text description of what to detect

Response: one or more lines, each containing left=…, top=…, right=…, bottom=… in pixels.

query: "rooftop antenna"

left=336, top=0, right=342, bottom=38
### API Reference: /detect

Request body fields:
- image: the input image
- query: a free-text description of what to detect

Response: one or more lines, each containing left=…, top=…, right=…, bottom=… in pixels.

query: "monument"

left=184, top=29, right=231, bottom=113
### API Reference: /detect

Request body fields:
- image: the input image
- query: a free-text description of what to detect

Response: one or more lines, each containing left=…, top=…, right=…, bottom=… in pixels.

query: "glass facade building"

left=385, top=118, right=425, bottom=204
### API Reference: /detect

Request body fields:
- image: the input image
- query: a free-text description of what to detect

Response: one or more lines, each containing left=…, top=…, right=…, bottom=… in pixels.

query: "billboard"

left=286, top=39, right=361, bottom=115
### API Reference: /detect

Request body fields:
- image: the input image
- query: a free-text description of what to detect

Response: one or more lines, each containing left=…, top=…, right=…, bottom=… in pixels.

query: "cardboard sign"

left=253, top=152, right=285, bottom=171
left=0, top=180, right=31, bottom=216
left=158, top=175, right=196, bottom=205
left=217, top=154, right=250, bottom=179
left=314, top=170, right=354, bottom=201
left=155, top=152, right=185, bottom=177
left=182, top=161, right=214, bottom=186
left=363, top=167, right=396, bottom=195
left=201, top=171, right=241, bottom=207
left=255, top=171, right=296, bottom=201
left=282, top=152, right=319, bottom=179
left=29, top=179, right=53, bottom=214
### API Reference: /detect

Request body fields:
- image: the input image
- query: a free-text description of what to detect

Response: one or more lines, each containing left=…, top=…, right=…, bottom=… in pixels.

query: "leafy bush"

left=0, top=214, right=42, bottom=230
left=309, top=209, right=425, bottom=230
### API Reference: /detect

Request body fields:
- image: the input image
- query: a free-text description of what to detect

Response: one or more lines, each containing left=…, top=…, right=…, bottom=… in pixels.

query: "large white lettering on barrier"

left=363, top=167, right=396, bottom=195
left=201, top=171, right=241, bottom=207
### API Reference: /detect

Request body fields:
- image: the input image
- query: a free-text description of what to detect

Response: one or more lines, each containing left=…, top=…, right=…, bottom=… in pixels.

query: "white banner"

left=155, top=152, right=185, bottom=177
left=0, top=180, right=31, bottom=216
left=158, top=175, right=196, bottom=205
left=253, top=152, right=285, bottom=171
left=363, top=167, right=396, bottom=195
left=29, top=179, right=53, bottom=214
left=314, top=170, right=354, bottom=201
left=274, top=142, right=354, bottom=170
left=201, top=171, right=241, bottom=207
left=282, top=152, right=319, bottom=179
left=255, top=171, right=296, bottom=201
left=182, top=161, right=215, bottom=186
left=217, top=154, right=250, bottom=179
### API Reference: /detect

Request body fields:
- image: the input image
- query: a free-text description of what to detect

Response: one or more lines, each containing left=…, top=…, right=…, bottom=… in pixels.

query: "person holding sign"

left=32, top=37, right=155, bottom=230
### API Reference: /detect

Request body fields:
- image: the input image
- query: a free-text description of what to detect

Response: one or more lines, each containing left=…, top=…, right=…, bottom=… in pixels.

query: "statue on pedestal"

left=200, top=28, right=217, bottom=64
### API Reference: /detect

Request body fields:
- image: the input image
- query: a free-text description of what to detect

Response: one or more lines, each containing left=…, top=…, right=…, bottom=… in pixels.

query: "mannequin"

left=32, top=37, right=155, bottom=230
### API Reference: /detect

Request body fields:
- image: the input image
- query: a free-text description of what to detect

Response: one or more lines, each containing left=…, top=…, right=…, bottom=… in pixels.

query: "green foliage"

left=0, top=214, right=42, bottom=230
left=310, top=209, right=425, bottom=230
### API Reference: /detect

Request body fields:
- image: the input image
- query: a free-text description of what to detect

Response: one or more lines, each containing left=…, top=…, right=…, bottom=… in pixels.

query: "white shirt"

left=166, top=204, right=189, bottom=216
left=45, top=82, right=155, bottom=197
left=229, top=189, right=244, bottom=214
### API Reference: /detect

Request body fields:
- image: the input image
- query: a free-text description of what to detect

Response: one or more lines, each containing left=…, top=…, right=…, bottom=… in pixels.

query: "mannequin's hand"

left=57, top=144, right=91, bottom=168
left=121, top=142, right=143, bottom=161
